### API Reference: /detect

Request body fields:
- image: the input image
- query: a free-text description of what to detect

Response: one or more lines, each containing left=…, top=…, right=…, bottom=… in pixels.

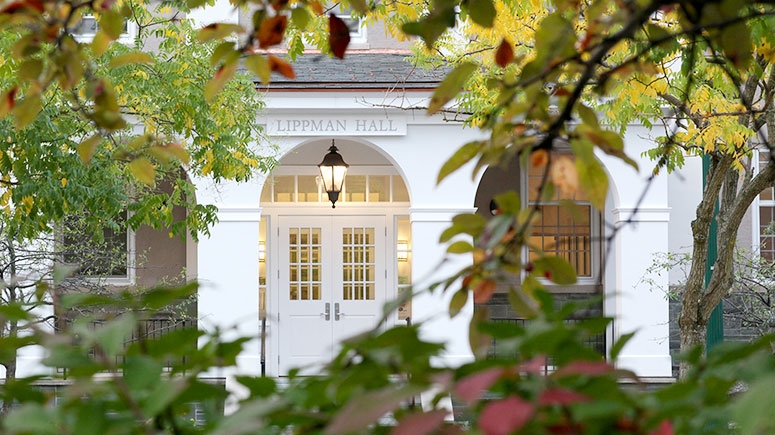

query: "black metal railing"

left=59, top=315, right=196, bottom=373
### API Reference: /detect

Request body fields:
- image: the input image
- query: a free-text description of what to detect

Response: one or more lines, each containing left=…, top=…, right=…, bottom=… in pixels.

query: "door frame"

left=262, top=205, right=409, bottom=376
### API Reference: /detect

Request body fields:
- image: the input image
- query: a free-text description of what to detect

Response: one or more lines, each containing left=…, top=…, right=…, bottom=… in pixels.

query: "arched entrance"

left=260, top=138, right=412, bottom=375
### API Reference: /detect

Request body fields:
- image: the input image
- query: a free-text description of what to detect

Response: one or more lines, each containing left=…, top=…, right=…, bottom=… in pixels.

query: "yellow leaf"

left=77, top=135, right=101, bottom=164
left=61, top=178, right=67, bottom=187
left=12, top=94, right=41, bottom=129
left=109, top=51, right=154, bottom=68
left=244, top=54, right=271, bottom=85
left=128, top=157, right=156, bottom=185
left=205, top=61, right=237, bottom=103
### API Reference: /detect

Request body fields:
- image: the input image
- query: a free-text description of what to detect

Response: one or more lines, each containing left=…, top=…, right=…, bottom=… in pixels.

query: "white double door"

left=278, top=215, right=386, bottom=374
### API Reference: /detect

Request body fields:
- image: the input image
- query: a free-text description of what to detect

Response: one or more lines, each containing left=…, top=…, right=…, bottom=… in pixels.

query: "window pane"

left=62, top=214, right=128, bottom=277
left=392, top=176, right=409, bottom=202
left=273, top=176, right=295, bottom=202
left=530, top=205, right=592, bottom=277
left=369, top=175, right=390, bottom=202
left=761, top=187, right=773, bottom=201
left=297, top=175, right=320, bottom=202
left=344, top=175, right=366, bottom=202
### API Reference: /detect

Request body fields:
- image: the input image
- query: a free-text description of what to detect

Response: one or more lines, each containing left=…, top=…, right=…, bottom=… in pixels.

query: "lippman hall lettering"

left=266, top=116, right=407, bottom=136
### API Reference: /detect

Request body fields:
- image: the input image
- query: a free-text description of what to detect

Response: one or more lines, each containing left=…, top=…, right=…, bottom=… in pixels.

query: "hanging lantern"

left=318, top=140, right=349, bottom=208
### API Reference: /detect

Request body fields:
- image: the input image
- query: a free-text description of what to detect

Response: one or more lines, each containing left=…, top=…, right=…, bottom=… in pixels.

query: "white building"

left=189, top=6, right=684, bottom=386
left=23, top=2, right=775, bottom=394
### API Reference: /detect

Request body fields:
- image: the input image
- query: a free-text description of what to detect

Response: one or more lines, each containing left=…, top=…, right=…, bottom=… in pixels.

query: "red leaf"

left=257, top=15, right=288, bottom=48
left=1, top=0, right=43, bottom=14
left=268, top=55, right=296, bottom=79
left=520, top=355, right=548, bottom=374
left=473, top=279, right=496, bottom=304
left=329, top=13, right=350, bottom=59
left=494, top=39, right=514, bottom=67
left=479, top=396, right=535, bottom=435
left=649, top=420, right=674, bottom=435
left=554, top=360, right=613, bottom=377
left=6, top=86, right=17, bottom=109
left=391, top=410, right=448, bottom=435
left=454, top=367, right=503, bottom=404
left=537, top=388, right=590, bottom=406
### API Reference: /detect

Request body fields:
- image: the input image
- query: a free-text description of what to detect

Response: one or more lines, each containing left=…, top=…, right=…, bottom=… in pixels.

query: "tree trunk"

left=678, top=319, right=706, bottom=379
left=1, top=331, right=17, bottom=415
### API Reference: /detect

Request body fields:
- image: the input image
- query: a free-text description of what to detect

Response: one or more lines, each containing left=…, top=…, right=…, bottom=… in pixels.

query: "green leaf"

left=428, top=62, right=478, bottom=115
left=439, top=213, right=487, bottom=242
left=401, top=4, right=456, bottom=48
left=124, top=355, right=163, bottom=395
left=141, top=282, right=198, bottom=309
left=236, top=376, right=277, bottom=399
left=609, top=331, right=635, bottom=360
left=197, top=23, right=244, bottom=43
left=575, top=153, right=608, bottom=210
left=100, top=10, right=125, bottom=40
left=492, top=191, right=521, bottom=214
left=348, top=0, right=368, bottom=13
left=244, top=54, right=271, bottom=85
left=733, top=374, right=775, bottom=435
left=291, top=7, right=312, bottom=31
left=211, top=41, right=236, bottom=67
left=109, top=51, right=154, bottom=68
left=534, top=256, right=577, bottom=285
left=449, top=289, right=469, bottom=318
left=438, top=140, right=482, bottom=183
left=576, top=103, right=599, bottom=128
left=128, top=157, right=156, bottom=186
left=94, top=313, right=137, bottom=357
left=509, top=282, right=540, bottom=317
left=205, top=61, right=237, bottom=103
left=18, top=59, right=43, bottom=81
left=447, top=240, right=474, bottom=254
left=467, top=0, right=496, bottom=28
left=12, top=93, right=41, bottom=129
left=77, top=135, right=101, bottom=164
left=3, top=404, right=60, bottom=434
left=0, top=303, right=33, bottom=322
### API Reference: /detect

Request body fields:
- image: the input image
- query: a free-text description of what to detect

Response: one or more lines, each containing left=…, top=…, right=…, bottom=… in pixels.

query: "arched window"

left=475, top=153, right=602, bottom=292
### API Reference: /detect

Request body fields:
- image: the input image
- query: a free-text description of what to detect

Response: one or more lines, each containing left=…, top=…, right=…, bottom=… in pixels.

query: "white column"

left=410, top=208, right=475, bottom=368
left=197, top=207, right=261, bottom=377
left=611, top=207, right=673, bottom=377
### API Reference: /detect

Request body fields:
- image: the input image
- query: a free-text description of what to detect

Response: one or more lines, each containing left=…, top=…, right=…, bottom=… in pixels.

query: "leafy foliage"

left=3, top=0, right=775, bottom=433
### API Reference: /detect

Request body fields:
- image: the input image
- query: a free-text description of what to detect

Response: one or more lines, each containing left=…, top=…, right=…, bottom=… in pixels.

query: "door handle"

left=335, top=302, right=343, bottom=321
left=321, top=302, right=330, bottom=321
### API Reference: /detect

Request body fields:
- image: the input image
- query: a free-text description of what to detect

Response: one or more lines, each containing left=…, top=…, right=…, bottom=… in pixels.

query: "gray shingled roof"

left=246, top=53, right=446, bottom=90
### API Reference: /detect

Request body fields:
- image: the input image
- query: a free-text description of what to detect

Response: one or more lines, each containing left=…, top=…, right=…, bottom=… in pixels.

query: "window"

left=336, top=5, right=366, bottom=44
left=758, top=151, right=775, bottom=260
left=71, top=14, right=136, bottom=44
left=260, top=168, right=409, bottom=205
left=474, top=152, right=602, bottom=290
left=61, top=213, right=134, bottom=282
left=526, top=160, right=595, bottom=279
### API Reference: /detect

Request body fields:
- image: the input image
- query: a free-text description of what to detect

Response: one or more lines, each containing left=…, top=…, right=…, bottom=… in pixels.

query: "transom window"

left=261, top=168, right=409, bottom=204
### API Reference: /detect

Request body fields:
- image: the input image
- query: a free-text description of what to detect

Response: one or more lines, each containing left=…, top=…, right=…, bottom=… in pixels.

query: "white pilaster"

left=611, top=207, right=673, bottom=377
left=410, top=208, right=475, bottom=368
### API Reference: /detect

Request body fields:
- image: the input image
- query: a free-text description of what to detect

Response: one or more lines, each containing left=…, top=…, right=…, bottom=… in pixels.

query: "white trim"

left=216, top=208, right=262, bottom=222
left=409, top=208, right=477, bottom=222
left=612, top=207, right=671, bottom=223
